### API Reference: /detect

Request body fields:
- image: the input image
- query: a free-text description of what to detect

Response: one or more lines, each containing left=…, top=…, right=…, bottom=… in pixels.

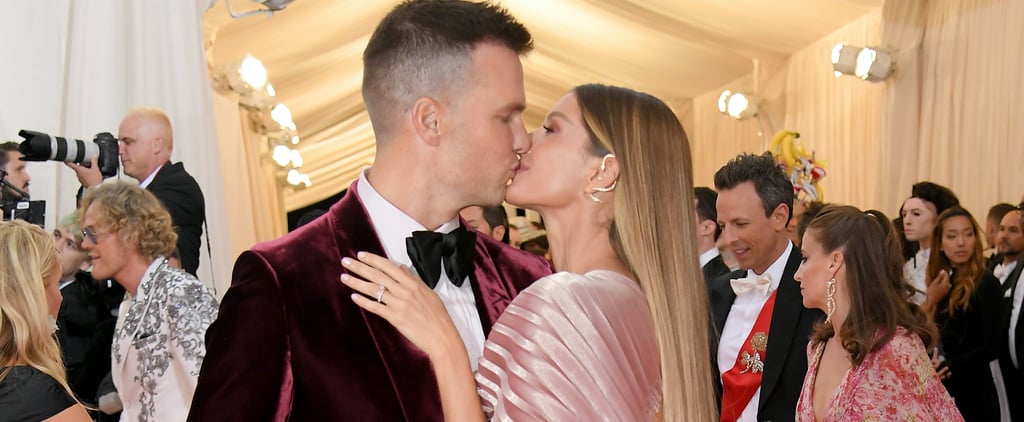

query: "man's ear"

left=153, top=136, right=166, bottom=155
left=491, top=225, right=506, bottom=242
left=698, top=219, right=717, bottom=237
left=411, top=96, right=443, bottom=146
left=770, top=203, right=791, bottom=232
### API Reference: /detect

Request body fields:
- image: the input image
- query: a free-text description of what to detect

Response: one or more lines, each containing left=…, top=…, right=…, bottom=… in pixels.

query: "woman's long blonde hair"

left=0, top=220, right=77, bottom=401
left=575, top=84, right=716, bottom=421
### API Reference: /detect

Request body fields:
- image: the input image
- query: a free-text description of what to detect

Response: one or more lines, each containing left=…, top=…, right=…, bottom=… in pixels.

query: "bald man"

left=68, top=106, right=206, bottom=276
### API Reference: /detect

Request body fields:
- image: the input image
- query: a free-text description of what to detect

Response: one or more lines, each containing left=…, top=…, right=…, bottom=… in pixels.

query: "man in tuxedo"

left=67, top=107, right=206, bottom=276
left=709, top=153, right=822, bottom=422
left=985, top=203, right=1016, bottom=267
left=695, top=187, right=730, bottom=284
left=1002, top=205, right=1024, bottom=420
left=187, top=1, right=551, bottom=421
left=992, top=207, right=1024, bottom=289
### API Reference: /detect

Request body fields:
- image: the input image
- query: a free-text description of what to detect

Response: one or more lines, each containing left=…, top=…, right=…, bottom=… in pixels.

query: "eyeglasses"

left=81, top=226, right=108, bottom=245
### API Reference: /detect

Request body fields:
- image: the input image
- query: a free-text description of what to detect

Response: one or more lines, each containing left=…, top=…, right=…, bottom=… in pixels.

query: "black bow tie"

left=406, top=226, right=476, bottom=289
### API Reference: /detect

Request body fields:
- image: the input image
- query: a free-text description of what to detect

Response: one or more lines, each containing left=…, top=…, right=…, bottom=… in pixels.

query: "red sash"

left=720, top=290, right=777, bottom=422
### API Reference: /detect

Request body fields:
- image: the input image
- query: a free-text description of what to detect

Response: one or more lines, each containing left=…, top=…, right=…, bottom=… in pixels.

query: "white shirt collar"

left=699, top=247, right=721, bottom=267
left=744, top=241, right=793, bottom=293
left=138, top=164, right=164, bottom=188
left=355, top=169, right=460, bottom=268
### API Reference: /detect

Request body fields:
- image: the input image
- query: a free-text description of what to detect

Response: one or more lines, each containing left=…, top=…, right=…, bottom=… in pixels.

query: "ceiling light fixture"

left=832, top=43, right=895, bottom=82
left=717, top=90, right=759, bottom=120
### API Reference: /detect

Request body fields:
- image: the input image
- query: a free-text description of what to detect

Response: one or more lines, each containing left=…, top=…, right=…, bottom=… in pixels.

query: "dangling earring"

left=588, top=154, right=617, bottom=203
left=825, top=277, right=837, bottom=324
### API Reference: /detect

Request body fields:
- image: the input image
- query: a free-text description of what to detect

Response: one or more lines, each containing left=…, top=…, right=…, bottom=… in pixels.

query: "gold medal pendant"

left=740, top=332, right=768, bottom=374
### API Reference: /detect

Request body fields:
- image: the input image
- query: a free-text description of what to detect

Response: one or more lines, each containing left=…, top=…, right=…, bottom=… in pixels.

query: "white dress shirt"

left=904, top=248, right=930, bottom=305
left=718, top=241, right=793, bottom=422
left=1010, top=268, right=1024, bottom=368
left=356, top=170, right=486, bottom=371
left=137, top=164, right=163, bottom=188
left=699, top=247, right=721, bottom=268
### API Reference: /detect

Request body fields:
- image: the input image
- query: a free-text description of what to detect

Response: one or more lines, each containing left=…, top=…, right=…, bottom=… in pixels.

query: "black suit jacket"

left=1000, top=255, right=1024, bottom=420
left=709, top=245, right=823, bottom=422
left=147, top=161, right=205, bottom=276
left=56, top=271, right=121, bottom=404
left=703, top=253, right=731, bottom=287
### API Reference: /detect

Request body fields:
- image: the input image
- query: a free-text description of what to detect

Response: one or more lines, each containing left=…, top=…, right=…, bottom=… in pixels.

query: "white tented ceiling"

left=205, top=0, right=882, bottom=210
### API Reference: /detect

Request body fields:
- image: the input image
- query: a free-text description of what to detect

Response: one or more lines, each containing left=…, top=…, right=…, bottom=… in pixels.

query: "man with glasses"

left=53, top=210, right=123, bottom=414
left=67, top=106, right=206, bottom=277
left=79, top=181, right=217, bottom=421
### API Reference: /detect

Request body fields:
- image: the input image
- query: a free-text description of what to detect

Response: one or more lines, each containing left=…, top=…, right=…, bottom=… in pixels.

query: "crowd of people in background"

left=2, top=1, right=1023, bottom=421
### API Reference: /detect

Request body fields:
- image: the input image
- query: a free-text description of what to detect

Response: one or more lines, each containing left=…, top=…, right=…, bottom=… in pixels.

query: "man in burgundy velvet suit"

left=187, top=1, right=551, bottom=421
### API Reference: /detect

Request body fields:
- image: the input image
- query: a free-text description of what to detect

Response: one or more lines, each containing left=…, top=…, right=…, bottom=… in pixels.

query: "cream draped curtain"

left=690, top=0, right=1024, bottom=220
left=913, top=0, right=1024, bottom=216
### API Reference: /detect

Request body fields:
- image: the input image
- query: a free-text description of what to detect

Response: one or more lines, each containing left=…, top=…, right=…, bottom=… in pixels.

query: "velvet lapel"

left=468, top=242, right=511, bottom=335
left=331, top=181, right=439, bottom=419
left=758, top=247, right=804, bottom=409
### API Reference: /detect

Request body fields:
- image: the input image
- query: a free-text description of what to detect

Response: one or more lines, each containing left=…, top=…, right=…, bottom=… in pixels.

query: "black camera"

left=0, top=170, right=44, bottom=225
left=1, top=200, right=45, bottom=226
left=17, top=130, right=119, bottom=178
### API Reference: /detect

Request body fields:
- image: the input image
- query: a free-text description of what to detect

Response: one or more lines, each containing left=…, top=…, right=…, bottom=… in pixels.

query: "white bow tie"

left=731, top=273, right=772, bottom=297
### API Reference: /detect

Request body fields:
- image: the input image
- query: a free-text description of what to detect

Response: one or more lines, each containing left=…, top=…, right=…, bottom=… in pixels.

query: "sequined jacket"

left=113, top=258, right=218, bottom=422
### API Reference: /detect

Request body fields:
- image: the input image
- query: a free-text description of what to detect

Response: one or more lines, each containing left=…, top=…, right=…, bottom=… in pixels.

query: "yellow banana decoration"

left=768, top=129, right=789, bottom=154
left=767, top=129, right=827, bottom=202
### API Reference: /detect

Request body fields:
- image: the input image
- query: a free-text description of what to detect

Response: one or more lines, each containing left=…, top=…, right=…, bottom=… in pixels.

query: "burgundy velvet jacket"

left=187, top=182, right=552, bottom=421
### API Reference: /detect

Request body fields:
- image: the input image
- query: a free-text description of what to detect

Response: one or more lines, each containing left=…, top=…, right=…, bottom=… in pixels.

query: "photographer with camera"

left=0, top=141, right=45, bottom=225
left=1, top=141, right=32, bottom=201
left=65, top=106, right=206, bottom=277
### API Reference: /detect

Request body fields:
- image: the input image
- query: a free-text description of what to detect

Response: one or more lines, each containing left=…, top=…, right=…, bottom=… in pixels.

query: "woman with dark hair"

left=793, top=206, right=960, bottom=420
left=924, top=206, right=1003, bottom=421
left=340, top=84, right=716, bottom=420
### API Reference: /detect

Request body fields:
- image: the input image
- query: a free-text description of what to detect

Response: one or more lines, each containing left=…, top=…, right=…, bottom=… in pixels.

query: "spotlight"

left=270, top=104, right=293, bottom=128
left=717, top=90, right=759, bottom=120
left=854, top=48, right=894, bottom=82
left=272, top=145, right=291, bottom=167
left=831, top=43, right=895, bottom=82
left=285, top=169, right=312, bottom=188
left=238, top=55, right=267, bottom=89
left=831, top=44, right=860, bottom=78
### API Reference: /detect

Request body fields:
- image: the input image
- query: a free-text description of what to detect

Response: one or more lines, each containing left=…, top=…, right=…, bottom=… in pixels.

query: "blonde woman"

left=341, top=84, right=716, bottom=420
left=0, top=220, right=91, bottom=421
